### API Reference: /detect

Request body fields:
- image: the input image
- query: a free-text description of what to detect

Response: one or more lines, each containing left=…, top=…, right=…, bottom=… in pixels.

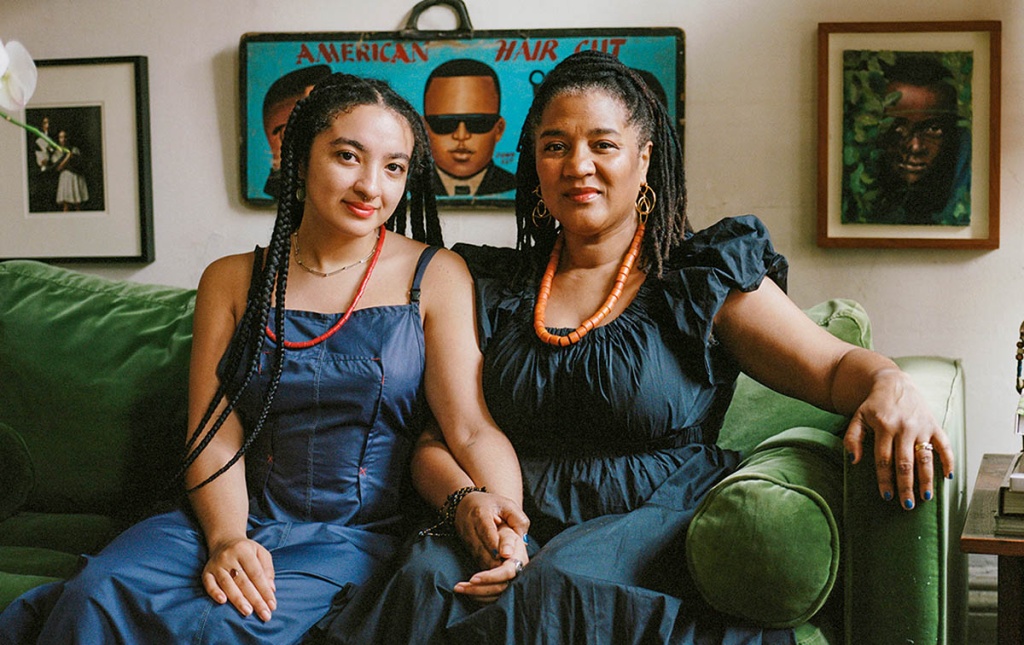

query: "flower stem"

left=0, top=110, right=71, bottom=154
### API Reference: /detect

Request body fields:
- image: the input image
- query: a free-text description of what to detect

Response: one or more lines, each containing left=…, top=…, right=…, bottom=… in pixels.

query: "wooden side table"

left=961, top=453, right=1024, bottom=645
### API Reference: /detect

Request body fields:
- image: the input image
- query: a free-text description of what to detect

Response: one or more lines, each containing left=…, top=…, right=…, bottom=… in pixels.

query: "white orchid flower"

left=0, top=39, right=38, bottom=112
left=0, top=38, right=66, bottom=153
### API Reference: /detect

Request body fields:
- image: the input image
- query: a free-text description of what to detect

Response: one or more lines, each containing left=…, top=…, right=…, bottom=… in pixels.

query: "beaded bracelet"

left=417, top=485, right=487, bottom=538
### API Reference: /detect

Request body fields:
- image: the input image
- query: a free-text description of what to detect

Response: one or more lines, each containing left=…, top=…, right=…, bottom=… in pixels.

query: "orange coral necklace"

left=533, top=222, right=645, bottom=347
left=266, top=227, right=386, bottom=350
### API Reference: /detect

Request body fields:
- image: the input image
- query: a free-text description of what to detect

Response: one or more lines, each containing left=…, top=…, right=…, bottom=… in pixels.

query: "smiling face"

left=301, top=103, right=414, bottom=234
left=423, top=75, right=505, bottom=179
left=534, top=89, right=651, bottom=237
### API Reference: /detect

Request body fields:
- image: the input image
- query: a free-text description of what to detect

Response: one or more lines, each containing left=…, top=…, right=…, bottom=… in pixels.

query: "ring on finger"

left=915, top=442, right=934, bottom=453
left=511, top=559, right=524, bottom=576
left=229, top=568, right=239, bottom=579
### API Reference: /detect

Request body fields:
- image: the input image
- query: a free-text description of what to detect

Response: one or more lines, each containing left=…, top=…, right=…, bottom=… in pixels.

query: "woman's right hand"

left=202, top=536, right=277, bottom=622
left=454, top=491, right=530, bottom=570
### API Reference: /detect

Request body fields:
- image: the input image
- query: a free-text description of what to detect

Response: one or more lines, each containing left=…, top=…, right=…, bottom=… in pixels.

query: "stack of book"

left=995, top=452, right=1024, bottom=536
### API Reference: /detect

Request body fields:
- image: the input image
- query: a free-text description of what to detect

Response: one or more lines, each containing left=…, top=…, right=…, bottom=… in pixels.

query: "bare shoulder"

left=196, top=250, right=260, bottom=318
left=420, top=246, right=472, bottom=286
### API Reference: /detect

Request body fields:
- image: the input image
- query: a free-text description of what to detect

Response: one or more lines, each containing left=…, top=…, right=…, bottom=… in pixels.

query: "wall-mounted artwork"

left=817, top=21, right=1001, bottom=249
left=0, top=56, right=154, bottom=263
left=239, top=0, right=684, bottom=208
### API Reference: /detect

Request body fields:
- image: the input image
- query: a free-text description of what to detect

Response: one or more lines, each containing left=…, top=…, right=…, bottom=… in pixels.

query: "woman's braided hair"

left=173, top=73, right=441, bottom=492
left=514, top=50, right=688, bottom=277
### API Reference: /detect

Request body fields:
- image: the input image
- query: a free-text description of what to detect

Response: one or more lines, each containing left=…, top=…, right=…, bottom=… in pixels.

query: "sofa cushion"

left=0, top=423, right=33, bottom=522
left=0, top=546, right=81, bottom=578
left=686, top=427, right=843, bottom=628
left=717, top=299, right=872, bottom=456
left=0, top=512, right=119, bottom=555
left=0, top=572, right=62, bottom=612
left=0, top=261, right=195, bottom=518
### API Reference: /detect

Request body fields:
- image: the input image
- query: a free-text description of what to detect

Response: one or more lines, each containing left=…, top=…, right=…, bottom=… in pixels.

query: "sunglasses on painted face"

left=425, top=113, right=501, bottom=135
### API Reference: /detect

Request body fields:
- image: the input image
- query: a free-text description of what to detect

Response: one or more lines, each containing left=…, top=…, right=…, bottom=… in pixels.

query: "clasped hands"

left=451, top=491, right=531, bottom=603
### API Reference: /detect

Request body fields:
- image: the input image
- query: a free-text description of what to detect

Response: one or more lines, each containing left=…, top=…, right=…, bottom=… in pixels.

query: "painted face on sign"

left=423, top=75, right=506, bottom=179
left=264, top=85, right=315, bottom=172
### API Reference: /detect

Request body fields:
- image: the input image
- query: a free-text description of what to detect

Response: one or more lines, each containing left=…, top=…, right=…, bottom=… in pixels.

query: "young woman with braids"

left=0, top=74, right=528, bottom=644
left=317, top=51, right=955, bottom=644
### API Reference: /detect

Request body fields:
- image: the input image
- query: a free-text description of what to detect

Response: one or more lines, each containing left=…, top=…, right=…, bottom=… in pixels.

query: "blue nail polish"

left=924, top=490, right=933, bottom=501
left=904, top=499, right=914, bottom=510
left=883, top=491, right=892, bottom=501
left=523, top=534, right=530, bottom=544
left=848, top=453, right=855, bottom=463
left=947, top=472, right=955, bottom=480
left=491, top=549, right=498, bottom=557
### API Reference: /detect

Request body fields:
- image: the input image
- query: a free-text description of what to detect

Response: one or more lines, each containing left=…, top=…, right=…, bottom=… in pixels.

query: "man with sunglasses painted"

left=423, top=59, right=516, bottom=197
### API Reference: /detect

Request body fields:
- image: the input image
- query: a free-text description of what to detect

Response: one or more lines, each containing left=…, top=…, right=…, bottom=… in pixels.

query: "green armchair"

left=0, top=260, right=966, bottom=644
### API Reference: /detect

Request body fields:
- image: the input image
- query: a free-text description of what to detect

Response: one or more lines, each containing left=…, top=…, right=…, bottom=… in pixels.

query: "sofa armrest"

left=843, top=356, right=967, bottom=645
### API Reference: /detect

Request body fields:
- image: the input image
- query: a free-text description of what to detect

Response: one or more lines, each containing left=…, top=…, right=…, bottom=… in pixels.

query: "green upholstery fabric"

left=0, top=573, right=63, bottom=612
left=688, top=427, right=843, bottom=627
left=0, top=546, right=81, bottom=578
left=718, top=299, right=872, bottom=456
left=0, top=423, right=33, bottom=522
left=843, top=356, right=968, bottom=644
left=0, top=260, right=195, bottom=517
left=0, top=512, right=118, bottom=555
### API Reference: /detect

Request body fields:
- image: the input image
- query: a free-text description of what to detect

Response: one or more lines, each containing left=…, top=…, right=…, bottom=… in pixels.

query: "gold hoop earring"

left=635, top=183, right=656, bottom=225
left=532, top=185, right=550, bottom=227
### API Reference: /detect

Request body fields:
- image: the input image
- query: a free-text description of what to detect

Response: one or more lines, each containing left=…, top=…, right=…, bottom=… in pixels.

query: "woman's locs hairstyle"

left=514, top=50, right=687, bottom=278
left=169, top=74, right=442, bottom=494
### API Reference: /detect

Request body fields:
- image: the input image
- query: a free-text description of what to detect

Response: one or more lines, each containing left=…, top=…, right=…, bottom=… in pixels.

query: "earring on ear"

left=531, top=185, right=550, bottom=227
left=635, top=183, right=656, bottom=225
left=295, top=183, right=306, bottom=202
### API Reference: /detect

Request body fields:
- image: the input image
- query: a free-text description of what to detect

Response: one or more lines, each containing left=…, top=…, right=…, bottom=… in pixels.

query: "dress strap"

left=409, top=246, right=442, bottom=303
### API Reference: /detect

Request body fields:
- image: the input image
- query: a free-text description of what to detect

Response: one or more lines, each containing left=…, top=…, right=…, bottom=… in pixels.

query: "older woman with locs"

left=319, top=50, right=954, bottom=644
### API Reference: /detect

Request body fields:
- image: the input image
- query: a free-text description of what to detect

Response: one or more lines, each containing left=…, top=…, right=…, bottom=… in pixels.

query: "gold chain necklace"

left=292, top=229, right=379, bottom=278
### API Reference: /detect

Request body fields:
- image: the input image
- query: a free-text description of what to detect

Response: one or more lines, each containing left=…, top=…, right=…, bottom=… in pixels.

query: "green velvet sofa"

left=0, top=259, right=966, bottom=644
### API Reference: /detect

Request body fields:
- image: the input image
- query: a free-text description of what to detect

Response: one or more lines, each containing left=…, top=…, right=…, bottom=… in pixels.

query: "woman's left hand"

left=843, top=368, right=955, bottom=510
left=454, top=491, right=529, bottom=570
left=453, top=524, right=529, bottom=603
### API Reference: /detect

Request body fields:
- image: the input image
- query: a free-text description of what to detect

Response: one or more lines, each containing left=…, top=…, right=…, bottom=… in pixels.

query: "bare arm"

left=417, top=250, right=525, bottom=511
left=713, top=278, right=954, bottom=509
left=185, top=256, right=276, bottom=621
left=412, top=421, right=530, bottom=602
left=414, top=250, right=530, bottom=600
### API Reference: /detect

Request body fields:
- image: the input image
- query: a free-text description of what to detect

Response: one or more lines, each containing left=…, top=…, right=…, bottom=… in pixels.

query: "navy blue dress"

left=0, top=247, right=440, bottom=645
left=317, top=216, right=797, bottom=645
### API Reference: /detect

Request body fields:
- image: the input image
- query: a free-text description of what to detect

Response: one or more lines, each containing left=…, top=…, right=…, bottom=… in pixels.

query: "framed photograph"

left=0, top=56, right=154, bottom=262
left=240, top=22, right=684, bottom=208
left=817, top=21, right=1001, bottom=249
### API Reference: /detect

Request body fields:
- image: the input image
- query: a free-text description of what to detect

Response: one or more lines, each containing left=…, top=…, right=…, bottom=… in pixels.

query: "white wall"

left=2, top=0, right=1020, bottom=493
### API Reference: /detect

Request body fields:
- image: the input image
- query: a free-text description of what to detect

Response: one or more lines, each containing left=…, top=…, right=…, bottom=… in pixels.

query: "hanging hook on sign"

left=401, top=0, right=474, bottom=38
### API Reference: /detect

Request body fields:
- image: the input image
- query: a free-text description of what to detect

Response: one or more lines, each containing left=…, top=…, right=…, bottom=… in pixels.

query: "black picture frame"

left=1, top=56, right=154, bottom=263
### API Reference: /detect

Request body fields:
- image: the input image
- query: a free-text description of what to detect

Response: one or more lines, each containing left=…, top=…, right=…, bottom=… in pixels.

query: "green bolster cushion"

left=0, top=423, right=33, bottom=522
left=686, top=427, right=844, bottom=628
